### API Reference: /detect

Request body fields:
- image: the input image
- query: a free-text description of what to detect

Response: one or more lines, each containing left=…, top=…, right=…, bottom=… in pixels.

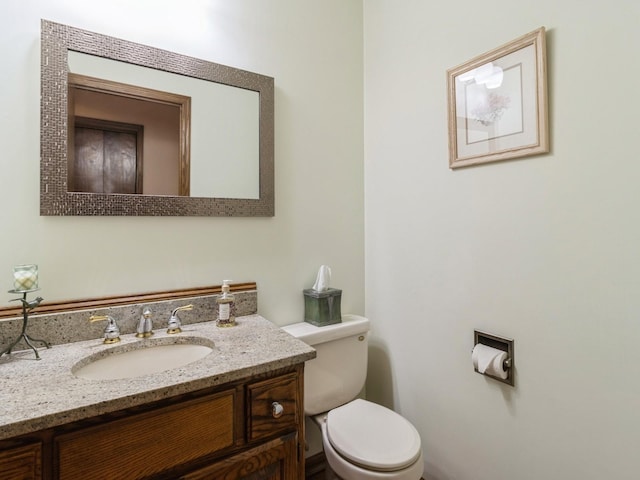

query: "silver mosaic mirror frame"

left=40, top=20, right=274, bottom=216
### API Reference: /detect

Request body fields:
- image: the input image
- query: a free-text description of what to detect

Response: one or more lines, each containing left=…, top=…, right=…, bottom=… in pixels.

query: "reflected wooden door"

left=71, top=118, right=143, bottom=194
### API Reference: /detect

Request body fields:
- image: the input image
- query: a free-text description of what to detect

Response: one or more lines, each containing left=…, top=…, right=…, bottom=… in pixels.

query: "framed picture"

left=447, top=27, right=548, bottom=169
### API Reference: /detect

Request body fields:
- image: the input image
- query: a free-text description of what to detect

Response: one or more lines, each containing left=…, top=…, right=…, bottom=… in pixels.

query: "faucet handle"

left=136, top=307, right=153, bottom=338
left=167, top=304, right=193, bottom=334
left=89, top=315, right=121, bottom=344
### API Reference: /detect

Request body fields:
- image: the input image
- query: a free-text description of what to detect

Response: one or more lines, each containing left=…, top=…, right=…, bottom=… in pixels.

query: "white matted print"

left=447, top=28, right=549, bottom=169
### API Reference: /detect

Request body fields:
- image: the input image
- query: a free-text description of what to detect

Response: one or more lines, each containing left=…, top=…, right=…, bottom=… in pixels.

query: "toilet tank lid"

left=281, top=314, right=369, bottom=346
left=326, top=399, right=422, bottom=472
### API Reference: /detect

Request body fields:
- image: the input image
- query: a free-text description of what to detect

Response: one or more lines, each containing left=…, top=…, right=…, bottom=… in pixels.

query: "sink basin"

left=73, top=336, right=215, bottom=380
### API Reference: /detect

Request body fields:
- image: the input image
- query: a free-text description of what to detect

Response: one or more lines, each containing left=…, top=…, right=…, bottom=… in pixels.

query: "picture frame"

left=447, top=27, right=548, bottom=169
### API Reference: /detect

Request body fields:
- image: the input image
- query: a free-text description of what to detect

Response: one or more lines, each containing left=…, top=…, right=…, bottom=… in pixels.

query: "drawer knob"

left=271, top=401, right=284, bottom=418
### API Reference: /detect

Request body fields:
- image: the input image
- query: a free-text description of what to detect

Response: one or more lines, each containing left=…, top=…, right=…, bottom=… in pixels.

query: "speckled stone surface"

left=0, top=291, right=257, bottom=350
left=0, top=314, right=315, bottom=441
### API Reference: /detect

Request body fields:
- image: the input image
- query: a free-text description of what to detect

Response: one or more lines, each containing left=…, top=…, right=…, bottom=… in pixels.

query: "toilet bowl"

left=282, top=315, right=424, bottom=480
left=317, top=399, right=424, bottom=480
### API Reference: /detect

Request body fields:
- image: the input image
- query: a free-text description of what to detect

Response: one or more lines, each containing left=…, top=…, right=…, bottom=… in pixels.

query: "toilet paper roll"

left=472, top=343, right=509, bottom=380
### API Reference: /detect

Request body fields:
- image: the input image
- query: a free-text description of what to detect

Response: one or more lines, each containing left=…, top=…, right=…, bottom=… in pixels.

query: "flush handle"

left=272, top=401, right=284, bottom=419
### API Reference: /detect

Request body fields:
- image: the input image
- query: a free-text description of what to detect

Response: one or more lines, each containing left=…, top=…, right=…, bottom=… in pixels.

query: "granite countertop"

left=0, top=315, right=315, bottom=441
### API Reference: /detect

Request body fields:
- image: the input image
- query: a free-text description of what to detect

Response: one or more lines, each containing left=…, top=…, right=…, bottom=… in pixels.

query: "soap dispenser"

left=216, top=280, right=236, bottom=327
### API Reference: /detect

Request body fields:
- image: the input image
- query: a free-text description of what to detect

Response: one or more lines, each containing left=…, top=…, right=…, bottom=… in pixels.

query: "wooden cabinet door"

left=180, top=433, right=298, bottom=480
left=0, top=443, right=42, bottom=480
left=71, top=118, right=143, bottom=194
left=247, top=373, right=300, bottom=443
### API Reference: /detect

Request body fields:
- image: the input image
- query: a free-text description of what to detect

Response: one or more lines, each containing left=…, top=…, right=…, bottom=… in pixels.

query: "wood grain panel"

left=103, top=130, right=137, bottom=193
left=180, top=433, right=297, bottom=480
left=0, top=442, right=42, bottom=480
left=73, top=127, right=104, bottom=193
left=247, top=373, right=299, bottom=443
left=72, top=118, right=141, bottom=194
left=56, top=391, right=234, bottom=480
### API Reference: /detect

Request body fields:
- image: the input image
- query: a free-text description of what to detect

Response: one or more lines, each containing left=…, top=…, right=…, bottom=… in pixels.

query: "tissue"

left=472, top=343, right=508, bottom=380
left=312, top=265, right=331, bottom=292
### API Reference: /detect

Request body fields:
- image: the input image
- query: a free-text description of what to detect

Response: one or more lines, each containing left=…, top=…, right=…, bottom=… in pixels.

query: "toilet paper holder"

left=473, top=330, right=514, bottom=387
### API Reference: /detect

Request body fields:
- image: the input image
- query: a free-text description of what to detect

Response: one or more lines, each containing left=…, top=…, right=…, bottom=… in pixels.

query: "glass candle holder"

left=13, top=264, right=38, bottom=291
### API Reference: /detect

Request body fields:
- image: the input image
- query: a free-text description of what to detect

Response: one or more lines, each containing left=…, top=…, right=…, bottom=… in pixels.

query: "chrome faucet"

left=135, top=307, right=153, bottom=338
left=89, top=315, right=121, bottom=344
left=167, top=304, right=193, bottom=334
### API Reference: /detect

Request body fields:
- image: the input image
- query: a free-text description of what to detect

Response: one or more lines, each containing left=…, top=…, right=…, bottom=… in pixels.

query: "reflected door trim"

left=69, top=73, right=190, bottom=196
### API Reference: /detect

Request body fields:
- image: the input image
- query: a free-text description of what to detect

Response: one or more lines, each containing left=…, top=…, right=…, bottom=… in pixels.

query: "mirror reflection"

left=69, top=72, right=188, bottom=195
left=68, top=52, right=260, bottom=199
left=40, top=19, right=274, bottom=216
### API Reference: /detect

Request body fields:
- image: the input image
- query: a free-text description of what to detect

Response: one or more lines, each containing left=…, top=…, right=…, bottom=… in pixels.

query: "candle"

left=13, top=264, right=38, bottom=291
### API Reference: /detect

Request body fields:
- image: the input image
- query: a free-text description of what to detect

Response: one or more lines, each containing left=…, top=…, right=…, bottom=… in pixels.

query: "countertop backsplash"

left=0, top=290, right=257, bottom=351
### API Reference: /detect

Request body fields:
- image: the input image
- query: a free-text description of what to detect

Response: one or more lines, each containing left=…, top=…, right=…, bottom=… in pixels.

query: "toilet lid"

left=326, top=399, right=422, bottom=472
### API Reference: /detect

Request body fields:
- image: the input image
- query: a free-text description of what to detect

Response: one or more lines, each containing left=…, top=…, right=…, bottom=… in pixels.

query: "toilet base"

left=307, top=453, right=425, bottom=480
left=318, top=413, right=424, bottom=480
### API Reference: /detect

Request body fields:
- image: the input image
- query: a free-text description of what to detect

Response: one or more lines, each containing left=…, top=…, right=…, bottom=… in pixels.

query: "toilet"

left=282, top=315, right=423, bottom=480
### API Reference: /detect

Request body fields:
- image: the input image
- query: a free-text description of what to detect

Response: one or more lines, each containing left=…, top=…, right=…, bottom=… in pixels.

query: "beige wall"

left=364, top=1, right=640, bottom=479
left=0, top=0, right=364, bottom=325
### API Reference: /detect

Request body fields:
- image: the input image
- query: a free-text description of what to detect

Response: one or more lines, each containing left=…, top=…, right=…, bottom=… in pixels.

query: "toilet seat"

left=326, top=399, right=422, bottom=472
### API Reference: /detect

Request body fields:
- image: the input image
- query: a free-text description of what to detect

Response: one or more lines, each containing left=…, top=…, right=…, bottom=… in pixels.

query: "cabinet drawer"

left=179, top=433, right=298, bottom=480
left=55, top=390, right=235, bottom=479
left=0, top=442, right=41, bottom=480
left=247, top=372, right=299, bottom=442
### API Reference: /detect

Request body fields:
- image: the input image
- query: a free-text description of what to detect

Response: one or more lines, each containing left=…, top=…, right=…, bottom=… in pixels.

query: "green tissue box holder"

left=303, top=288, right=342, bottom=326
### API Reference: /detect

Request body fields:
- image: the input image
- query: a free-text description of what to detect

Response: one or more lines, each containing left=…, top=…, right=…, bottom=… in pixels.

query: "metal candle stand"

left=1, top=289, right=50, bottom=360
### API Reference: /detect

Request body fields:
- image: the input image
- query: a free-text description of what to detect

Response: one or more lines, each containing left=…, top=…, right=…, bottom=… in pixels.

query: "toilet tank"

left=282, top=314, right=369, bottom=415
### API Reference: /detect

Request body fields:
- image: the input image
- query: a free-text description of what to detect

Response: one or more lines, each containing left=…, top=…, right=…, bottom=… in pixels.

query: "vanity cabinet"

left=0, top=442, right=42, bottom=479
left=0, top=366, right=304, bottom=480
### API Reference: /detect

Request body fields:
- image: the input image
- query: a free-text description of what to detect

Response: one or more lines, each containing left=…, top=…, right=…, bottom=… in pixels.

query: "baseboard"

left=305, top=452, right=327, bottom=476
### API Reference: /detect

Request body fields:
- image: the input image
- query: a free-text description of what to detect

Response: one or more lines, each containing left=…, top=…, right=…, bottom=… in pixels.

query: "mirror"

left=41, top=20, right=274, bottom=216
